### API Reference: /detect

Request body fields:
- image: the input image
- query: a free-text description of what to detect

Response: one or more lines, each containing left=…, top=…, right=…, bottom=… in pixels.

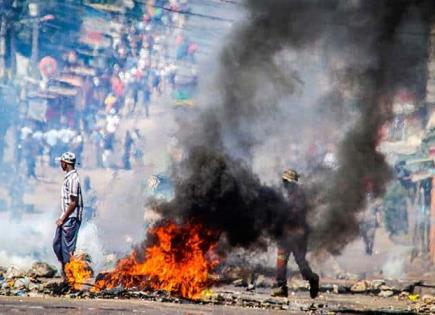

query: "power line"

left=131, top=0, right=236, bottom=23
left=56, top=2, right=435, bottom=39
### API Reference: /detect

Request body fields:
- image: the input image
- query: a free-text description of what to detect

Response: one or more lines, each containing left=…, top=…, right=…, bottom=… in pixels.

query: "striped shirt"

left=61, top=169, right=84, bottom=221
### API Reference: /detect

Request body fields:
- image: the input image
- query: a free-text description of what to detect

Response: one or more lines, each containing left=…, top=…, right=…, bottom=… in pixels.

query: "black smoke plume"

left=158, top=147, right=297, bottom=247
left=156, top=0, right=435, bottom=254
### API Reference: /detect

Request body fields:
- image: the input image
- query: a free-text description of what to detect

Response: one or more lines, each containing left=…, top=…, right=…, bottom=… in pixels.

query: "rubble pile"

left=0, top=263, right=302, bottom=311
left=349, top=280, right=404, bottom=297
left=232, top=276, right=420, bottom=298
left=3, top=263, right=435, bottom=313
left=0, top=263, right=59, bottom=297
left=410, top=294, right=435, bottom=313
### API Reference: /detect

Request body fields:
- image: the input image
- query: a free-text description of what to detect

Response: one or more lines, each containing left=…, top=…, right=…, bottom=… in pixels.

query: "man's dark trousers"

left=53, top=217, right=81, bottom=268
left=276, top=232, right=318, bottom=286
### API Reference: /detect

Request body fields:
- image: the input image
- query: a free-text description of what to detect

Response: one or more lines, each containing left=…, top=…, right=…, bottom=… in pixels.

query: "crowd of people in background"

left=7, top=0, right=198, bottom=176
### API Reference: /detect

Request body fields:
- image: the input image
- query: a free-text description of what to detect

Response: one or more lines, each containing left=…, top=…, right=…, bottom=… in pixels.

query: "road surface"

left=0, top=290, right=412, bottom=315
left=0, top=296, right=289, bottom=315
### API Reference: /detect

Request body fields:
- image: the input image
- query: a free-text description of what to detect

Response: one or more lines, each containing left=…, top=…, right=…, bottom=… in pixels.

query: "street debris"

left=2, top=263, right=435, bottom=313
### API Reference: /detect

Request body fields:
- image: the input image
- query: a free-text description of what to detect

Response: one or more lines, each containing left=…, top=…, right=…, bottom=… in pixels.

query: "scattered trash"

left=409, top=294, right=420, bottom=302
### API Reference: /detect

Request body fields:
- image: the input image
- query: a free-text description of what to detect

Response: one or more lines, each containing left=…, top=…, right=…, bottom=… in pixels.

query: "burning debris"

left=93, top=221, right=219, bottom=299
left=65, top=254, right=93, bottom=290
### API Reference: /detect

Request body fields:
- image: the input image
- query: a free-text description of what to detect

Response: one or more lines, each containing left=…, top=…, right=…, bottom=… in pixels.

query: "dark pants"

left=276, top=231, right=318, bottom=287
left=360, top=222, right=376, bottom=255
left=53, top=217, right=81, bottom=269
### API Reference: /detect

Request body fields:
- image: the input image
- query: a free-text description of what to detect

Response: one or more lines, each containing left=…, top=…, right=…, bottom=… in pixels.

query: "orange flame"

left=65, top=255, right=93, bottom=290
left=94, top=221, right=219, bottom=299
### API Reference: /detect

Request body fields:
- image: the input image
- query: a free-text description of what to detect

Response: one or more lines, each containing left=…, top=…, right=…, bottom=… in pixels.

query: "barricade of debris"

left=2, top=263, right=435, bottom=313
left=0, top=262, right=59, bottom=297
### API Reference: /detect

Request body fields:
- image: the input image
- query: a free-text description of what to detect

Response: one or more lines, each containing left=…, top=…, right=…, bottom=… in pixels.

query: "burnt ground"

left=0, top=284, right=417, bottom=315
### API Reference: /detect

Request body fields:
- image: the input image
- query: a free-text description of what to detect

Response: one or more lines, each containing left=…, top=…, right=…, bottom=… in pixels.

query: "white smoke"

left=0, top=210, right=58, bottom=269
left=381, top=246, right=412, bottom=279
left=76, top=222, right=106, bottom=272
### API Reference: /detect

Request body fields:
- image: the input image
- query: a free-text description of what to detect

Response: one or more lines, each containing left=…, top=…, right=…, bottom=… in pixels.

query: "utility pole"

left=0, top=12, right=6, bottom=80
left=10, top=7, right=16, bottom=78
left=427, top=21, right=435, bottom=263
left=29, top=2, right=39, bottom=78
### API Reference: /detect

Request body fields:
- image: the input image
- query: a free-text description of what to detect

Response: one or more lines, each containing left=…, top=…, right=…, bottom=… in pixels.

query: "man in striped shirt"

left=52, top=152, right=83, bottom=281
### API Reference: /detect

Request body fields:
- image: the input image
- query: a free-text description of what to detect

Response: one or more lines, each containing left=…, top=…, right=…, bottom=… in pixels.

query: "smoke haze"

left=1, top=0, right=435, bottom=273
left=158, top=0, right=435, bottom=255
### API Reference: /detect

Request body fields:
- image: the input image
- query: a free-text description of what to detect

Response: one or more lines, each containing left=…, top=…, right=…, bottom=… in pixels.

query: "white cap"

left=55, top=152, right=76, bottom=164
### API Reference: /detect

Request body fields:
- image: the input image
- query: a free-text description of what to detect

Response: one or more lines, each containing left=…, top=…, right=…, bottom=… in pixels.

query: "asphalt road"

left=0, top=290, right=413, bottom=315
left=0, top=296, right=286, bottom=315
